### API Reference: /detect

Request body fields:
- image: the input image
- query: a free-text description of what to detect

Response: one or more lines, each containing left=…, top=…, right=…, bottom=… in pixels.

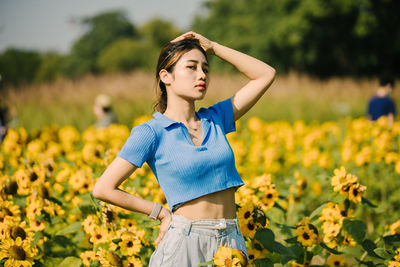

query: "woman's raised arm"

left=172, top=31, right=276, bottom=122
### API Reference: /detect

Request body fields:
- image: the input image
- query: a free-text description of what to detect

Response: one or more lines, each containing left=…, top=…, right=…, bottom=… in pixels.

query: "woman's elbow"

left=92, top=182, right=105, bottom=200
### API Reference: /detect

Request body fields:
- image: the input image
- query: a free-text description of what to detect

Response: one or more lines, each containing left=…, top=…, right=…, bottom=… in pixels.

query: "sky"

left=0, top=0, right=207, bottom=54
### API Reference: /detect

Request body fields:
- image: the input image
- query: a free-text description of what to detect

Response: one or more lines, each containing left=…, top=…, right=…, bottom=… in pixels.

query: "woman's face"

left=165, top=49, right=209, bottom=101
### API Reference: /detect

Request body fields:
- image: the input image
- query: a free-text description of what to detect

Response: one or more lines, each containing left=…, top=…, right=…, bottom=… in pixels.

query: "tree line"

left=1, top=0, right=399, bottom=89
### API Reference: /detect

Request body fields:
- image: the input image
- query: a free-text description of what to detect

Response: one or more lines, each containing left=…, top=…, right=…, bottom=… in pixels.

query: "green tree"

left=193, top=0, right=400, bottom=77
left=36, top=52, right=64, bottom=83
left=97, top=38, right=158, bottom=73
left=64, top=10, right=137, bottom=77
left=0, top=48, right=41, bottom=88
left=139, top=18, right=181, bottom=47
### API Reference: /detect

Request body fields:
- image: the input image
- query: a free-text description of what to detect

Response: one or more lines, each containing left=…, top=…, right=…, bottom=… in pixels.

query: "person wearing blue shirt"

left=367, top=75, right=396, bottom=127
left=93, top=31, right=275, bottom=266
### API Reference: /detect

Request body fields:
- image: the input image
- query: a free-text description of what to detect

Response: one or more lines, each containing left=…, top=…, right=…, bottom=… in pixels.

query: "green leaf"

left=343, top=219, right=366, bottom=243
left=383, top=234, right=400, bottom=245
left=198, top=260, right=214, bottom=266
left=273, top=241, right=296, bottom=258
left=90, top=193, right=101, bottom=212
left=253, top=258, right=274, bottom=267
left=373, top=248, right=394, bottom=259
left=361, top=239, right=384, bottom=259
left=79, top=204, right=97, bottom=215
left=55, top=222, right=82, bottom=235
left=58, top=256, right=82, bottom=267
left=309, top=203, right=326, bottom=222
left=320, top=242, right=343, bottom=255
left=285, top=236, right=298, bottom=244
left=361, top=197, right=377, bottom=208
left=140, top=220, right=160, bottom=228
left=32, top=231, right=44, bottom=247
left=254, top=228, right=275, bottom=251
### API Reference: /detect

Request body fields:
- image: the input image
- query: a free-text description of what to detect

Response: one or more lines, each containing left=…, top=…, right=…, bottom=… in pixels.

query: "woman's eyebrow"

left=186, top=59, right=209, bottom=66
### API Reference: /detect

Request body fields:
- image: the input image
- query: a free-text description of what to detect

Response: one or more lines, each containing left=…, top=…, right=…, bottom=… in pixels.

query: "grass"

left=2, top=71, right=398, bottom=132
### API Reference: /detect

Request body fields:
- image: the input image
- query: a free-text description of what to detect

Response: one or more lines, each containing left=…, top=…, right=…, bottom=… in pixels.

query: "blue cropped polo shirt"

left=117, top=98, right=245, bottom=212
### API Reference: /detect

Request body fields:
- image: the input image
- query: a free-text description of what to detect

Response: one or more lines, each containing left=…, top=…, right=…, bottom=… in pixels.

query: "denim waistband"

left=170, top=214, right=240, bottom=236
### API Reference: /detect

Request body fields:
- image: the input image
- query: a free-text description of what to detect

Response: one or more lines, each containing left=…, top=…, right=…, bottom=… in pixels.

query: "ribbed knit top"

left=117, top=98, right=245, bottom=212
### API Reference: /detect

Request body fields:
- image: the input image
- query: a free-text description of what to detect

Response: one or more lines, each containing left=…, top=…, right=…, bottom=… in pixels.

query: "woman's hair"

left=153, top=38, right=208, bottom=113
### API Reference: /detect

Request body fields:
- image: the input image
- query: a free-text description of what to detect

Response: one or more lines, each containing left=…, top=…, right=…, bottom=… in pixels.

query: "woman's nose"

left=198, top=69, right=207, bottom=80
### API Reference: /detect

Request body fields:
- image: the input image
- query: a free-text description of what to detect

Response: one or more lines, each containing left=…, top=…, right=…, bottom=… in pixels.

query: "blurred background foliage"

left=1, top=0, right=399, bottom=90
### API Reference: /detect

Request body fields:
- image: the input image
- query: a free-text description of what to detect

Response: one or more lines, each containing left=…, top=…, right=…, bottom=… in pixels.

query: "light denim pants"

left=148, top=214, right=248, bottom=267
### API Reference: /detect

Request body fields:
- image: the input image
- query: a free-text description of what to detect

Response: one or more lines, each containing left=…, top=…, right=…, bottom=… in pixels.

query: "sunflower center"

left=244, top=211, right=251, bottom=219
left=248, top=222, right=255, bottom=230
left=334, top=261, right=340, bottom=266
left=127, top=241, right=133, bottom=247
left=5, top=180, right=18, bottom=195
left=266, top=193, right=273, bottom=199
left=353, top=189, right=358, bottom=196
left=96, top=234, right=102, bottom=240
left=302, top=232, right=310, bottom=240
left=9, top=245, right=27, bottom=260
left=30, top=172, right=38, bottom=182
left=5, top=208, right=13, bottom=216
left=106, top=210, right=114, bottom=222
left=11, top=226, right=27, bottom=240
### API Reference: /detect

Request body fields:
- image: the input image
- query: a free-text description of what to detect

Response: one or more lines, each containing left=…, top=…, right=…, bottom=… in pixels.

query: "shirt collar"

left=152, top=109, right=211, bottom=129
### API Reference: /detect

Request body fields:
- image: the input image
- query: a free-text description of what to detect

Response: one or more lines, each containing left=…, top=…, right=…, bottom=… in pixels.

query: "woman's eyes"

left=187, top=65, right=209, bottom=73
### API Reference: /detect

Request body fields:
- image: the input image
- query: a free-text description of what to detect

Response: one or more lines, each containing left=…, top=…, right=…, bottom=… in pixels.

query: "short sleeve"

left=208, top=98, right=236, bottom=134
left=117, top=123, right=156, bottom=168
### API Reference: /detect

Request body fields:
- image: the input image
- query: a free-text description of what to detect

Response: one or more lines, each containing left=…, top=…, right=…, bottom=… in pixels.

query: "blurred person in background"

left=92, top=31, right=275, bottom=266
left=93, top=93, right=118, bottom=128
left=0, top=103, right=9, bottom=143
left=367, top=74, right=396, bottom=127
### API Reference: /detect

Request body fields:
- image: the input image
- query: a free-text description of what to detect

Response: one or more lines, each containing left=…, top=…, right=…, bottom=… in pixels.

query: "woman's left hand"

left=171, top=31, right=216, bottom=54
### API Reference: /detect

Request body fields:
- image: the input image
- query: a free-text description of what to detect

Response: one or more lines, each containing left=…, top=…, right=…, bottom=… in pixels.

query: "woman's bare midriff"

left=172, top=187, right=237, bottom=220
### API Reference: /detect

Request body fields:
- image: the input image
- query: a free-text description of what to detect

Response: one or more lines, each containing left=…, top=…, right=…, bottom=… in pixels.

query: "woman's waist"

left=172, top=187, right=237, bottom=219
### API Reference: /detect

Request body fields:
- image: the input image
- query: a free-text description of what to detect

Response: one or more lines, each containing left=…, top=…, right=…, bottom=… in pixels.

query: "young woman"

left=92, top=31, right=275, bottom=266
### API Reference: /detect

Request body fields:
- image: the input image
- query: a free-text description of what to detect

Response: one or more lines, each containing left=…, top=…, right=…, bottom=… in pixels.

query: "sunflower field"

left=1, top=114, right=400, bottom=267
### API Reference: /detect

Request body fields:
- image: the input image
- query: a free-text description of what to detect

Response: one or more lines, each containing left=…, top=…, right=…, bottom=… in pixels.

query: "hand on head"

left=171, top=31, right=215, bottom=55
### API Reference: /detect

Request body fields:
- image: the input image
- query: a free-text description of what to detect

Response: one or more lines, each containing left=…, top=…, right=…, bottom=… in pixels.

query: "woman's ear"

left=159, top=69, right=173, bottom=85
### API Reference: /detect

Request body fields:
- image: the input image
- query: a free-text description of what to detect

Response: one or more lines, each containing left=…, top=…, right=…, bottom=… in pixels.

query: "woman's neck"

left=163, top=98, right=199, bottom=124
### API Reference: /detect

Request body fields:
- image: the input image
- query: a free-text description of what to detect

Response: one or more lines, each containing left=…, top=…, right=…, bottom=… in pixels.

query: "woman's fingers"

left=171, top=31, right=195, bottom=43
left=155, top=230, right=166, bottom=246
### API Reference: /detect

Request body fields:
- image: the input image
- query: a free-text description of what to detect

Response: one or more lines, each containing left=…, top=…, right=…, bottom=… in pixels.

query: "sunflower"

left=246, top=247, right=264, bottom=264
left=343, top=232, right=356, bottom=247
left=295, top=219, right=320, bottom=247
left=390, top=219, right=400, bottom=235
left=326, top=254, right=348, bottom=267
left=290, top=260, right=311, bottom=267
left=80, top=250, right=98, bottom=266
left=118, top=231, right=142, bottom=256
left=102, top=203, right=118, bottom=229
left=0, top=237, right=34, bottom=267
left=389, top=261, right=400, bottom=267
left=322, top=221, right=341, bottom=238
left=238, top=202, right=254, bottom=223
left=97, top=248, right=122, bottom=267
left=123, top=256, right=143, bottom=267
left=29, top=218, right=46, bottom=232
left=8, top=221, right=35, bottom=242
left=331, top=167, right=355, bottom=192
left=89, top=225, right=110, bottom=245
left=82, top=215, right=98, bottom=233
left=0, top=200, right=21, bottom=224
left=259, top=186, right=279, bottom=210
left=213, top=243, right=246, bottom=267
left=347, top=183, right=366, bottom=203
left=239, top=219, right=258, bottom=239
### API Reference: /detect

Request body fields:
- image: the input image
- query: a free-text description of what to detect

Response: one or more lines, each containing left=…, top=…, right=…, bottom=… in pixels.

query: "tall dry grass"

left=1, top=71, right=397, bottom=131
